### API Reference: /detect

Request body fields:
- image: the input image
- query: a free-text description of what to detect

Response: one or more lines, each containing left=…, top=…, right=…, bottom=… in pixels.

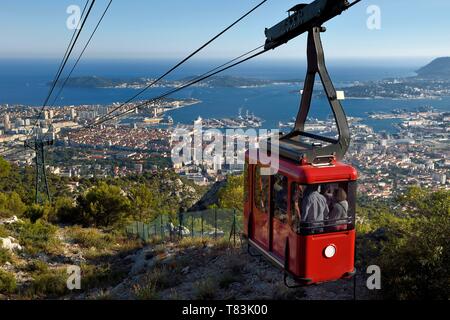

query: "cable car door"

left=270, top=174, right=290, bottom=259
left=251, top=165, right=270, bottom=249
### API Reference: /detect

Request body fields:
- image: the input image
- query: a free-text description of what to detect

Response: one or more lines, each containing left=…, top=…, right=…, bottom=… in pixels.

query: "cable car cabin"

left=243, top=10, right=363, bottom=285
left=243, top=154, right=357, bottom=285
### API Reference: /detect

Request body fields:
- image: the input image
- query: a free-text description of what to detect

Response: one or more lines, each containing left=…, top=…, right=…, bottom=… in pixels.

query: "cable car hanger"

left=263, top=0, right=361, bottom=165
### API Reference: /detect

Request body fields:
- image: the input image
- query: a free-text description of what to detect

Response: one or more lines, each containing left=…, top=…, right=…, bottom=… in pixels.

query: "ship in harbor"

left=201, top=109, right=263, bottom=129
left=143, top=115, right=174, bottom=125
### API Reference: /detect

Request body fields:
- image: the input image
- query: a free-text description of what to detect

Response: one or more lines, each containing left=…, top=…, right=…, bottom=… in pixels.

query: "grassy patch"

left=8, top=220, right=61, bottom=255
left=178, top=237, right=233, bottom=250
left=217, top=254, right=245, bottom=289
left=26, top=268, right=68, bottom=298
left=133, top=265, right=182, bottom=300
left=218, top=271, right=242, bottom=289
left=133, top=281, right=159, bottom=300
left=145, top=266, right=180, bottom=290
left=194, top=278, right=218, bottom=300
left=22, top=260, right=49, bottom=274
left=0, top=225, right=9, bottom=238
left=213, top=238, right=234, bottom=250
left=81, top=263, right=127, bottom=291
left=0, top=248, right=12, bottom=265
left=0, top=269, right=16, bottom=294
left=65, top=226, right=114, bottom=249
left=178, top=237, right=207, bottom=249
left=225, top=254, right=246, bottom=275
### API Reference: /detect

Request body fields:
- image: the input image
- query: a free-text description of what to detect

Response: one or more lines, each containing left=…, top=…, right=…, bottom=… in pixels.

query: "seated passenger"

left=328, top=188, right=348, bottom=231
left=301, top=185, right=329, bottom=232
left=321, top=184, right=334, bottom=209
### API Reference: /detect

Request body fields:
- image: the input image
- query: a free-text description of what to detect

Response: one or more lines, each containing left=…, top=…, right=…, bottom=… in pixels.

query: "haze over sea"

left=1, top=59, right=449, bottom=133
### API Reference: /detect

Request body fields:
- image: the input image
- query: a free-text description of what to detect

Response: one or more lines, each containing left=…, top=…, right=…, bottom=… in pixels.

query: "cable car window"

left=273, top=174, right=288, bottom=223
left=254, top=165, right=269, bottom=214
left=244, top=163, right=249, bottom=203
left=291, top=182, right=356, bottom=234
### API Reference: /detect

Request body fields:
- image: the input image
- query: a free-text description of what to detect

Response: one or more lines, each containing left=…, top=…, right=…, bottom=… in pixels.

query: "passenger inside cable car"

left=291, top=182, right=356, bottom=235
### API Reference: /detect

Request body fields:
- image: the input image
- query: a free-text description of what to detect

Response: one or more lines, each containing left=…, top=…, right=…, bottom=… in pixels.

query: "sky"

left=0, top=0, right=449, bottom=65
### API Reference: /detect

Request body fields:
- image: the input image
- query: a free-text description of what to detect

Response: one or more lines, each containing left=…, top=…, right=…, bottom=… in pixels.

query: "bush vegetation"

left=357, top=187, right=450, bottom=300
left=0, top=269, right=17, bottom=294
left=0, top=248, right=12, bottom=265
left=65, top=226, right=114, bottom=249
left=194, top=278, right=218, bottom=300
left=7, top=220, right=60, bottom=255
left=1, top=155, right=448, bottom=300
left=26, top=268, right=68, bottom=297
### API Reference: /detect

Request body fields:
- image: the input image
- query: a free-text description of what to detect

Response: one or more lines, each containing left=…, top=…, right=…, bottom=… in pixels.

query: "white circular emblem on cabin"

left=324, top=245, right=336, bottom=258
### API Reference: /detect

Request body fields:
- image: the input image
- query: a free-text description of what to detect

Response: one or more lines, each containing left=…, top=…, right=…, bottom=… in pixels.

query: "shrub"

left=178, top=237, right=207, bottom=249
left=0, top=191, right=26, bottom=218
left=23, top=260, right=49, bottom=274
left=0, top=270, right=17, bottom=294
left=27, top=268, right=68, bottom=297
left=140, top=266, right=180, bottom=292
left=361, top=188, right=450, bottom=300
left=133, top=281, right=159, bottom=300
left=194, top=278, right=217, bottom=300
left=131, top=267, right=178, bottom=300
left=218, top=271, right=241, bottom=289
left=0, top=157, right=11, bottom=179
left=11, top=220, right=60, bottom=255
left=0, top=224, right=9, bottom=238
left=75, top=182, right=131, bottom=228
left=81, top=263, right=127, bottom=291
left=66, top=226, right=114, bottom=249
left=49, top=197, right=77, bottom=224
left=217, top=175, right=244, bottom=212
left=375, top=216, right=450, bottom=300
left=23, top=204, right=50, bottom=223
left=225, top=255, right=246, bottom=275
left=0, top=248, right=12, bottom=265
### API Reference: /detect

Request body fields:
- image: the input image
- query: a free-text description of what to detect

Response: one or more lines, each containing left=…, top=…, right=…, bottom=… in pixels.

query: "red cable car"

left=243, top=1, right=360, bottom=286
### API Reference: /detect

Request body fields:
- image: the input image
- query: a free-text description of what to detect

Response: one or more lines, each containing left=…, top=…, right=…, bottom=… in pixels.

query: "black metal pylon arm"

left=282, top=26, right=350, bottom=162
left=300, top=27, right=349, bottom=158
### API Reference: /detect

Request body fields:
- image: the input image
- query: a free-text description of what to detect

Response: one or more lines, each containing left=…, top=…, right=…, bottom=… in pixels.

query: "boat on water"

left=143, top=117, right=163, bottom=124
left=143, top=115, right=173, bottom=125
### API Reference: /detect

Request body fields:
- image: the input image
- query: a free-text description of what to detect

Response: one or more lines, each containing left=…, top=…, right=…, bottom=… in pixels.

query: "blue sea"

left=1, top=59, right=449, bottom=133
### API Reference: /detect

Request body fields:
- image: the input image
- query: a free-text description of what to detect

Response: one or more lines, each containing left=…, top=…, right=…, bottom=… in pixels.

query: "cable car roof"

left=246, top=151, right=357, bottom=184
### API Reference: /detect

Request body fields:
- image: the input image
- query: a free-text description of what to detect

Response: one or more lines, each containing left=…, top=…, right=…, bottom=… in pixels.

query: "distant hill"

left=49, top=75, right=301, bottom=89
left=51, top=76, right=120, bottom=88
left=416, top=57, right=450, bottom=79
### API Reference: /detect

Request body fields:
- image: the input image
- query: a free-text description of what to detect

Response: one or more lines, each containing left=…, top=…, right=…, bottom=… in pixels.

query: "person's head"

left=334, top=188, right=347, bottom=202
left=321, top=184, right=332, bottom=195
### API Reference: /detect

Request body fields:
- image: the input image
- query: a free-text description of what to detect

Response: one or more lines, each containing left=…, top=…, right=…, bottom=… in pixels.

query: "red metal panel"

left=247, top=152, right=358, bottom=184
left=252, top=209, right=269, bottom=249
left=271, top=219, right=290, bottom=259
left=299, top=229, right=356, bottom=283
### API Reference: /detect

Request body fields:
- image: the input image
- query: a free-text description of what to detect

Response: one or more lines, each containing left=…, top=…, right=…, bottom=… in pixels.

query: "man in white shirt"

left=301, top=185, right=329, bottom=229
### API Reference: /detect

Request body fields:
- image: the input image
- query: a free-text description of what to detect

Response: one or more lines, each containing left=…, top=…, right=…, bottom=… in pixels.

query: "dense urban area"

left=0, top=101, right=448, bottom=199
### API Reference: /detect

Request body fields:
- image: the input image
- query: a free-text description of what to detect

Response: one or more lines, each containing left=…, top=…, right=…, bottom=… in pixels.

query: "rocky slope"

left=92, top=239, right=373, bottom=300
